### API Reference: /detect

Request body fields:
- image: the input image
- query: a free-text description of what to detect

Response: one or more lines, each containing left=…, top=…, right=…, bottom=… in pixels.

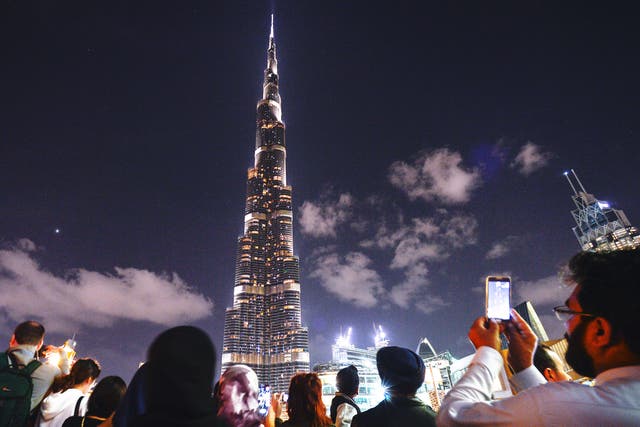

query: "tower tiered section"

left=221, top=16, right=309, bottom=392
left=565, top=169, right=640, bottom=251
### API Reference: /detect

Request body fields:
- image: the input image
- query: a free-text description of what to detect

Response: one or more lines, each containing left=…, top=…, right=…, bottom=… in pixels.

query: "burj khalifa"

left=221, top=16, right=310, bottom=392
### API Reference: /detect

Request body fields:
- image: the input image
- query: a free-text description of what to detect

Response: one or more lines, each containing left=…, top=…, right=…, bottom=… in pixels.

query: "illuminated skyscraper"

left=513, top=301, right=549, bottom=341
left=417, top=337, right=437, bottom=359
left=221, top=16, right=309, bottom=392
left=565, top=169, right=640, bottom=251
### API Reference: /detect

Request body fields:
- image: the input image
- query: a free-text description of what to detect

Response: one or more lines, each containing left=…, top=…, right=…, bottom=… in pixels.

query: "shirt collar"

left=594, top=365, right=640, bottom=385
left=8, top=344, right=38, bottom=355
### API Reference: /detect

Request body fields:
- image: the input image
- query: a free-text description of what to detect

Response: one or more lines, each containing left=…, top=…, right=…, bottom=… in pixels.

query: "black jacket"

left=351, top=396, right=436, bottom=427
left=330, top=393, right=361, bottom=423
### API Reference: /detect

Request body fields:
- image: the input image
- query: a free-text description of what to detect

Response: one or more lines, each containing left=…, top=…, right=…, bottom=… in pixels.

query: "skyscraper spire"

left=262, top=14, right=281, bottom=124
left=270, top=13, right=274, bottom=40
left=221, top=16, right=309, bottom=393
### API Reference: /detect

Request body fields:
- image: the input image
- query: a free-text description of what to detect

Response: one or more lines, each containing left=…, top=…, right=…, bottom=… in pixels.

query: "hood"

left=7, top=344, right=38, bottom=366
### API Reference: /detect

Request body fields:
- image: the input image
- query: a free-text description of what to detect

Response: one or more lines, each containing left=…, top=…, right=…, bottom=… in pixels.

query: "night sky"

left=1, top=1, right=639, bottom=385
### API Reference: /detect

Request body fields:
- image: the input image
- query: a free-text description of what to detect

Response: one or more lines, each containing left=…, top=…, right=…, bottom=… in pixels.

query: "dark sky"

left=1, top=1, right=639, bottom=384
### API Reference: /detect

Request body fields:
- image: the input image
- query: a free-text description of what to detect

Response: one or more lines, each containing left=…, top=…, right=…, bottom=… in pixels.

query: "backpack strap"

left=23, top=359, right=42, bottom=376
left=0, top=351, right=9, bottom=369
left=74, top=395, right=85, bottom=416
left=2, top=350, right=42, bottom=374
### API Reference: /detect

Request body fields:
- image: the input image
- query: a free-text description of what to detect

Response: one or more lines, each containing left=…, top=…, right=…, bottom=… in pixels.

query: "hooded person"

left=109, top=325, right=218, bottom=427
left=351, top=346, right=436, bottom=427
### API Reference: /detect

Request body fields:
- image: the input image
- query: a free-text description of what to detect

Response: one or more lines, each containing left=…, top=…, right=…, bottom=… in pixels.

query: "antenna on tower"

left=270, top=14, right=274, bottom=39
left=564, top=170, right=578, bottom=195
left=564, top=169, right=588, bottom=195
left=571, top=169, right=587, bottom=193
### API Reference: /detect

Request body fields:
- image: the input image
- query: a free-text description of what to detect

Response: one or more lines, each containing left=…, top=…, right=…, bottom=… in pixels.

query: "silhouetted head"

left=377, top=346, right=425, bottom=396
left=87, top=376, right=127, bottom=418
left=53, top=358, right=101, bottom=393
left=12, top=320, right=45, bottom=346
left=145, top=326, right=216, bottom=418
left=336, top=365, right=359, bottom=396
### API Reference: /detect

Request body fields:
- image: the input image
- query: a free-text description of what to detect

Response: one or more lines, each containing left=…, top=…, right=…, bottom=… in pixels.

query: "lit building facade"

left=314, top=327, right=455, bottom=412
left=221, top=16, right=309, bottom=393
left=513, top=301, right=549, bottom=342
left=565, top=169, right=640, bottom=251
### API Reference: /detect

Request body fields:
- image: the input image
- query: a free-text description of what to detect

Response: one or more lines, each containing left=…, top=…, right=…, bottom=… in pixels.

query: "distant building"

left=514, top=301, right=549, bottom=342
left=314, top=327, right=456, bottom=412
left=565, top=169, right=640, bottom=251
left=417, top=337, right=437, bottom=359
left=221, top=16, right=309, bottom=393
left=314, top=326, right=389, bottom=411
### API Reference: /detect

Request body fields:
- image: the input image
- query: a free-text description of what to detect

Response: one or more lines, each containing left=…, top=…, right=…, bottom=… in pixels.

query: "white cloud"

left=511, top=142, right=553, bottom=175
left=515, top=275, right=571, bottom=307
left=299, top=193, right=354, bottom=238
left=441, top=215, right=478, bottom=248
left=389, top=148, right=481, bottom=204
left=389, top=214, right=478, bottom=268
left=0, top=243, right=213, bottom=333
left=17, top=238, right=37, bottom=252
left=391, top=236, right=443, bottom=268
left=485, top=236, right=519, bottom=260
left=486, top=242, right=509, bottom=259
left=415, top=295, right=449, bottom=314
left=389, top=263, right=449, bottom=314
left=360, top=222, right=408, bottom=250
left=389, top=262, right=429, bottom=308
left=309, top=251, right=385, bottom=308
left=302, top=190, right=477, bottom=315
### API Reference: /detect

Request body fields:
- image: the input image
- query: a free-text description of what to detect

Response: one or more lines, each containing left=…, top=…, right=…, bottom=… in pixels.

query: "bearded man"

left=437, top=249, right=640, bottom=426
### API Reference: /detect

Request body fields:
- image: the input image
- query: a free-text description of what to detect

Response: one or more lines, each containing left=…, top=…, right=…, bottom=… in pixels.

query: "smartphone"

left=257, top=384, right=271, bottom=417
left=485, top=276, right=511, bottom=320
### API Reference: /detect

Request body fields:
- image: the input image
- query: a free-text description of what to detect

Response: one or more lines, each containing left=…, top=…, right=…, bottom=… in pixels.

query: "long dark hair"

left=51, top=358, right=101, bottom=393
left=87, top=376, right=127, bottom=418
left=287, top=373, right=332, bottom=427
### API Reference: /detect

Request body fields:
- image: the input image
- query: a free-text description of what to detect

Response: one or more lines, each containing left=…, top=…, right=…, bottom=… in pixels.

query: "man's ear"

left=542, top=367, right=555, bottom=382
left=9, top=334, right=18, bottom=347
left=591, top=317, right=613, bottom=347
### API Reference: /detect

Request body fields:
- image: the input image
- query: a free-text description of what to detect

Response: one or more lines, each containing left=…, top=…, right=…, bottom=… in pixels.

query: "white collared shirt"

left=437, top=346, right=640, bottom=426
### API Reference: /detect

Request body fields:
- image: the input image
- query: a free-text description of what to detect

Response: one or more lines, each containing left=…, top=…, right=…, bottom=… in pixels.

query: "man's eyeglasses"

left=553, top=306, right=597, bottom=322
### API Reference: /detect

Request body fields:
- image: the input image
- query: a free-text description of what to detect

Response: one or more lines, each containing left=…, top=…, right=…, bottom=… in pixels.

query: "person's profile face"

left=564, top=286, right=596, bottom=377
left=564, top=286, right=585, bottom=336
left=222, top=372, right=258, bottom=414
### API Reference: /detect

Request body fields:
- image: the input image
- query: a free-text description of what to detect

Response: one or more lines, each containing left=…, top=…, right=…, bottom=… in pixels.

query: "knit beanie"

left=336, top=365, right=359, bottom=395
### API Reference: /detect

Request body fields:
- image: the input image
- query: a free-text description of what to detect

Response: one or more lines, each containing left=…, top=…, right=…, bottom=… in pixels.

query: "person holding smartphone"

left=437, top=249, right=640, bottom=426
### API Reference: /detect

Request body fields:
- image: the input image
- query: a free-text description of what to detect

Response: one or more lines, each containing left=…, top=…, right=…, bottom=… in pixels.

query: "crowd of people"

left=2, top=249, right=639, bottom=426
